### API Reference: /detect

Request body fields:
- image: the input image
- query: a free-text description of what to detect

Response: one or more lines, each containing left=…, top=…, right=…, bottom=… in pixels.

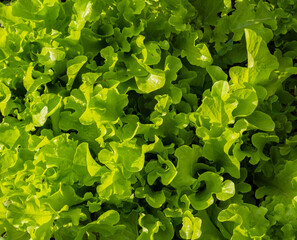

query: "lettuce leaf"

left=1, top=0, right=297, bottom=239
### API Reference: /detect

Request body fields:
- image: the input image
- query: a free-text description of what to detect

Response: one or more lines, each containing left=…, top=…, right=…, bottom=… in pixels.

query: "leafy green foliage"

left=1, top=0, right=297, bottom=239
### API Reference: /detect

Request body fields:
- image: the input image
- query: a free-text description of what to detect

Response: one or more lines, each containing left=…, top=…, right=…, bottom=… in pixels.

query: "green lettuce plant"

left=1, top=0, right=297, bottom=239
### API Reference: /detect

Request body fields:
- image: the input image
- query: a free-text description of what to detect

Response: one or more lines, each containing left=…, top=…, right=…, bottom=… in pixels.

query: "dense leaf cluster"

left=1, top=0, right=297, bottom=239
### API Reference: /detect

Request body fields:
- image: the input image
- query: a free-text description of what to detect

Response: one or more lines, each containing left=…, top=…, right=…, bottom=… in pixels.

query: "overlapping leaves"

left=1, top=0, right=297, bottom=239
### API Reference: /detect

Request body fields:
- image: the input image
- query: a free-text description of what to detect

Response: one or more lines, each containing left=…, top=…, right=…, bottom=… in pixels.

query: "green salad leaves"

left=1, top=0, right=297, bottom=239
